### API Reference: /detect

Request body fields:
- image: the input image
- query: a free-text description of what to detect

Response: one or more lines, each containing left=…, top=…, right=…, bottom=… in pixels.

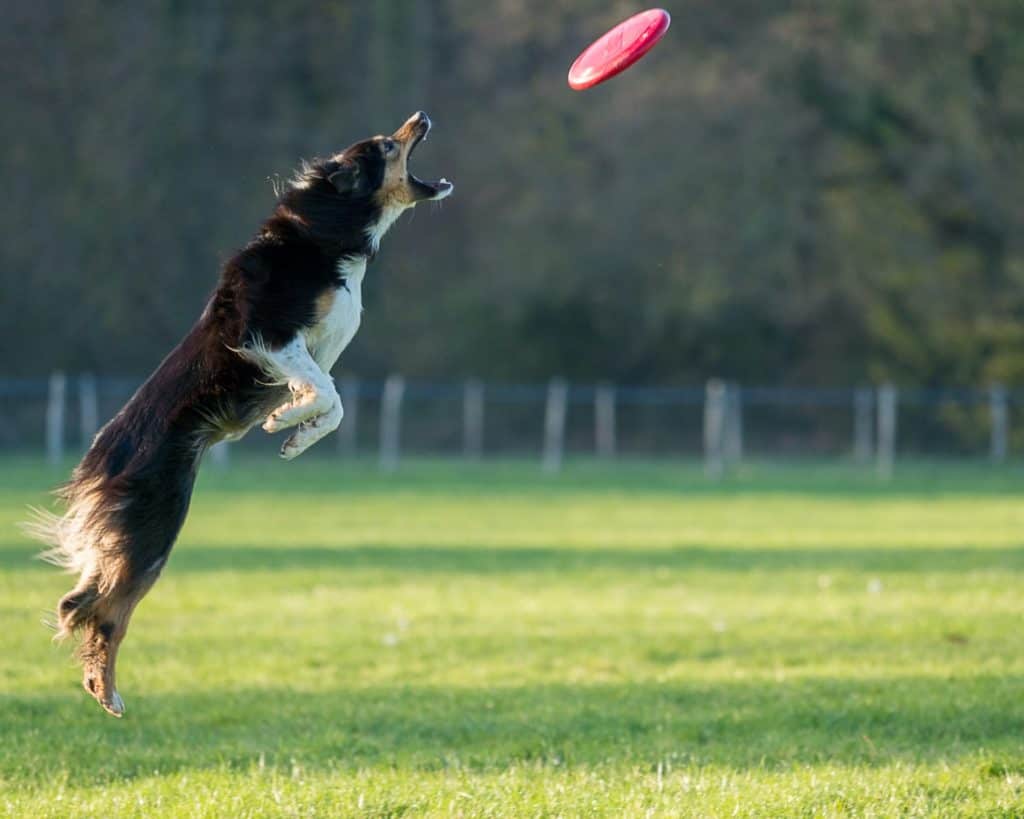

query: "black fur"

left=29, top=112, right=450, bottom=716
left=62, top=149, right=389, bottom=586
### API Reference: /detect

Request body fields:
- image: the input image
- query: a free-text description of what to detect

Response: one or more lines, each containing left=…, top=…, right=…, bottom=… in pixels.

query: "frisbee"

left=568, top=8, right=671, bottom=91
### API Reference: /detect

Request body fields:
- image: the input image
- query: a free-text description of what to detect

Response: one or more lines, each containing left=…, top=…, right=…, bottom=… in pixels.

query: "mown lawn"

left=1, top=457, right=1022, bottom=817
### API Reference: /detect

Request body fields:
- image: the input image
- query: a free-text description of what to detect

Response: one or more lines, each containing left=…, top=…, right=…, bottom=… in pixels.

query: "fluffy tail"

left=21, top=478, right=120, bottom=639
left=23, top=475, right=146, bottom=717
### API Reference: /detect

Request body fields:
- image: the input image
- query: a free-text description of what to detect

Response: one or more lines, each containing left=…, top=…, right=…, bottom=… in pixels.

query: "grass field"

left=1, top=456, right=1023, bottom=817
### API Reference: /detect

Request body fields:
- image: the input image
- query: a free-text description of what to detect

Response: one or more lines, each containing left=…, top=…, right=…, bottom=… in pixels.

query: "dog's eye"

left=383, top=139, right=398, bottom=157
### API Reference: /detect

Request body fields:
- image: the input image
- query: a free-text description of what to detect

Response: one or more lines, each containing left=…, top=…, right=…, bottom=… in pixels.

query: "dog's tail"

left=21, top=476, right=126, bottom=639
left=21, top=504, right=67, bottom=566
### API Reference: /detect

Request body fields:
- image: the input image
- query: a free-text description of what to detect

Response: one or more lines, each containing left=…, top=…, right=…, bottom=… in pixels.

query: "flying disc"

left=568, top=8, right=671, bottom=91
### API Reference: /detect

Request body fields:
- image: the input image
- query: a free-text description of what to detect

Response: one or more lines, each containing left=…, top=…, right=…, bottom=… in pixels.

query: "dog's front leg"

left=279, top=393, right=343, bottom=459
left=259, top=337, right=343, bottom=459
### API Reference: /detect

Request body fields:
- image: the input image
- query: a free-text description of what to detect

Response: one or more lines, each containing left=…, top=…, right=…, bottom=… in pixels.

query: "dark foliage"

left=3, top=1, right=1023, bottom=387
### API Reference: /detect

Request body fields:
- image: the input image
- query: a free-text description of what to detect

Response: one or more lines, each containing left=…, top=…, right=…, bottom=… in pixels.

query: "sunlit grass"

left=1, top=457, right=1022, bottom=816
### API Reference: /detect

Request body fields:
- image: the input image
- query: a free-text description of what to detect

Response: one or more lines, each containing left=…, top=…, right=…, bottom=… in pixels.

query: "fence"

left=1, top=373, right=1021, bottom=477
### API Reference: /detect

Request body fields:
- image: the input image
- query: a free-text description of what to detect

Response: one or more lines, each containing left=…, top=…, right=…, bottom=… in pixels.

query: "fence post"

left=338, top=377, right=360, bottom=455
left=853, top=387, right=874, bottom=464
left=876, top=384, right=897, bottom=479
left=79, top=372, right=99, bottom=449
left=542, top=377, right=568, bottom=473
left=595, top=382, right=616, bottom=458
left=724, top=383, right=743, bottom=467
left=463, top=378, right=485, bottom=460
left=46, top=371, right=66, bottom=466
left=990, top=383, right=1008, bottom=463
left=379, top=374, right=405, bottom=472
left=704, top=379, right=726, bottom=480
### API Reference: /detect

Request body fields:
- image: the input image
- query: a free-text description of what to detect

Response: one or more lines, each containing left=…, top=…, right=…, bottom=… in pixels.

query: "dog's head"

left=283, top=111, right=453, bottom=255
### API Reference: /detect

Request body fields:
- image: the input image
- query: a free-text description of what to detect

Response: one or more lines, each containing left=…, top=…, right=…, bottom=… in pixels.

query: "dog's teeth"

left=439, top=178, right=449, bottom=184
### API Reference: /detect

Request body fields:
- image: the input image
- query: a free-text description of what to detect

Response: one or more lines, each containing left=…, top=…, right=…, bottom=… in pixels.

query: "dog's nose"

left=394, top=111, right=432, bottom=143
left=406, top=111, right=430, bottom=130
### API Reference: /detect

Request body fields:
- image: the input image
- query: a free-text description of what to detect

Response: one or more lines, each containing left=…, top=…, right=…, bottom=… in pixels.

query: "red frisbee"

left=568, top=8, right=671, bottom=91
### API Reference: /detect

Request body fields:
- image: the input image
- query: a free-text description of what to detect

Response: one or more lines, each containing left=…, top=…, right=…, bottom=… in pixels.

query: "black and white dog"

left=27, top=112, right=452, bottom=717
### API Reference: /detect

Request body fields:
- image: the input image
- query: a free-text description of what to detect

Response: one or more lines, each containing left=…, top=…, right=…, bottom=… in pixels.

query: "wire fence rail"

left=1, top=373, right=1020, bottom=478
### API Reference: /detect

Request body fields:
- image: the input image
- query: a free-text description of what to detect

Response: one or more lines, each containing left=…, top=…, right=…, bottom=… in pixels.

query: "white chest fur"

left=304, top=256, right=366, bottom=373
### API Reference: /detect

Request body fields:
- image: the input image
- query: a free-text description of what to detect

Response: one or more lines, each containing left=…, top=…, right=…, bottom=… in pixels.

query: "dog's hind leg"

left=45, top=460, right=195, bottom=717
left=57, top=556, right=163, bottom=718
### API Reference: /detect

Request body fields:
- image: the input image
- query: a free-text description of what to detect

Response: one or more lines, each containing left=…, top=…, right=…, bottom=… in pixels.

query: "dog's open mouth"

left=400, top=112, right=453, bottom=202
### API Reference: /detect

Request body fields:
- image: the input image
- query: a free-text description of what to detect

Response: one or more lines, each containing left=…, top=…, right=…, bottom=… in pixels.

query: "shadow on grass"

left=173, top=543, right=1024, bottom=574
left=2, top=542, right=1024, bottom=575
left=3, top=675, right=1023, bottom=785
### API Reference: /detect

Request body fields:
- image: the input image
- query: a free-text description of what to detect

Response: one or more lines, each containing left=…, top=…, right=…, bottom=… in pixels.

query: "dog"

left=25, top=112, right=452, bottom=717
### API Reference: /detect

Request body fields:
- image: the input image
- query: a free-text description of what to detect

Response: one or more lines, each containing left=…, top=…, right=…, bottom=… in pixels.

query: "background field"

left=0, top=457, right=1022, bottom=817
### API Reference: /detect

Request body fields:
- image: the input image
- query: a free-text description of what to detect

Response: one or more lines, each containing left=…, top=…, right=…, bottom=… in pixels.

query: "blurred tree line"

left=3, top=0, right=1023, bottom=387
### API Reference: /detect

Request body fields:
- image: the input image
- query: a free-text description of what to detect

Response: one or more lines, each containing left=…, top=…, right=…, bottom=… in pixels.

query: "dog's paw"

left=279, top=409, right=339, bottom=459
left=279, top=427, right=311, bottom=460
left=83, top=670, right=125, bottom=718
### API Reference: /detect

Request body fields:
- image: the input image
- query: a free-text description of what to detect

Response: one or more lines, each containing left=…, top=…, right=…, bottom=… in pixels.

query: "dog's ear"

left=327, top=160, right=363, bottom=195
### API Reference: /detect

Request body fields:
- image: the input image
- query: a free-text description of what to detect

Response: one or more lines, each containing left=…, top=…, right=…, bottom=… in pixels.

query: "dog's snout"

left=392, top=112, right=433, bottom=148
left=396, top=111, right=431, bottom=139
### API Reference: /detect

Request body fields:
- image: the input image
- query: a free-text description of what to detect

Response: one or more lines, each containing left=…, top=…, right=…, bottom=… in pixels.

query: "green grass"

left=1, top=456, right=1023, bottom=817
